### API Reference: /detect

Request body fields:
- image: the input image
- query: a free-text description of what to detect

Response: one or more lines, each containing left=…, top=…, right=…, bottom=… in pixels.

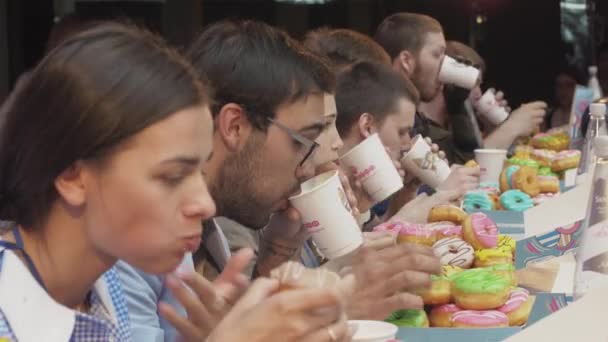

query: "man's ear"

left=357, top=113, right=375, bottom=139
left=397, top=50, right=416, bottom=76
left=215, top=103, right=254, bottom=152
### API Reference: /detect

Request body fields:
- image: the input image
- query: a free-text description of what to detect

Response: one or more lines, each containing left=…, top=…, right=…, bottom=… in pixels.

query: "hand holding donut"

left=362, top=231, right=397, bottom=251
left=207, top=278, right=355, bottom=342
left=392, top=190, right=462, bottom=224
left=345, top=242, right=441, bottom=320
left=504, top=101, right=547, bottom=137
left=437, top=164, right=481, bottom=197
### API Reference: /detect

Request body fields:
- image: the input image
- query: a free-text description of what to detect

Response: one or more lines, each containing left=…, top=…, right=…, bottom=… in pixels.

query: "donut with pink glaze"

left=462, top=212, right=499, bottom=250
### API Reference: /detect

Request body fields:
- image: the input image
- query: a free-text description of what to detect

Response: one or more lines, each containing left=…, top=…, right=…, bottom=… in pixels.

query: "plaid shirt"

left=0, top=250, right=132, bottom=342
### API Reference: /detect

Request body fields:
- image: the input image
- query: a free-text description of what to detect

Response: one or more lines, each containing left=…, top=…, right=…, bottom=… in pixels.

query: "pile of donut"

left=462, top=129, right=580, bottom=212
left=530, top=127, right=571, bottom=152
left=374, top=206, right=535, bottom=329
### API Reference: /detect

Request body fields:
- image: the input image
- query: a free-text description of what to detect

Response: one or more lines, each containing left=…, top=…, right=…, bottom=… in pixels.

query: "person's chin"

left=133, top=253, right=184, bottom=275
left=273, top=198, right=290, bottom=211
left=421, top=88, right=439, bottom=102
left=433, top=84, right=443, bottom=95
left=240, top=209, right=273, bottom=230
left=247, top=215, right=271, bottom=231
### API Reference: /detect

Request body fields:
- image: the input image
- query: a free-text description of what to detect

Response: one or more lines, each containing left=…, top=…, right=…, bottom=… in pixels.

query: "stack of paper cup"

left=289, top=170, right=363, bottom=259
left=438, top=55, right=480, bottom=90
left=349, top=320, right=398, bottom=342
left=401, top=135, right=451, bottom=188
left=475, top=149, right=508, bottom=184
left=476, top=89, right=509, bottom=125
left=340, top=133, right=403, bottom=204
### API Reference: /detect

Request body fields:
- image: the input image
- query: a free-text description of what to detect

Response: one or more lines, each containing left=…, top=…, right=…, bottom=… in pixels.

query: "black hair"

left=187, top=19, right=334, bottom=130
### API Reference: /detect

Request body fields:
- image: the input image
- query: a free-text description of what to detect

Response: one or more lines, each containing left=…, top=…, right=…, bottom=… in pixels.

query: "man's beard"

left=412, top=67, right=438, bottom=102
left=209, top=135, right=277, bottom=230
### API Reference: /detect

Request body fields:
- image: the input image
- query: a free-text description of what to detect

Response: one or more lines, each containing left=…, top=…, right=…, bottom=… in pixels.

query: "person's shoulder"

left=216, top=217, right=260, bottom=252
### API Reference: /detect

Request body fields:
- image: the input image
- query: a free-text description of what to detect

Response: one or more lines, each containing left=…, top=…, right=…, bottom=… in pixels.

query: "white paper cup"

left=438, top=55, right=480, bottom=89
left=475, top=149, right=507, bottom=184
left=350, top=320, right=398, bottom=342
left=401, top=135, right=451, bottom=188
left=289, top=170, right=363, bottom=259
left=477, top=89, right=509, bottom=125
left=339, top=134, right=403, bottom=203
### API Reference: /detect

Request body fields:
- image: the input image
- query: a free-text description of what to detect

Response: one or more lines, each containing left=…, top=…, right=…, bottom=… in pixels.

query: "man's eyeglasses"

left=267, top=117, right=320, bottom=166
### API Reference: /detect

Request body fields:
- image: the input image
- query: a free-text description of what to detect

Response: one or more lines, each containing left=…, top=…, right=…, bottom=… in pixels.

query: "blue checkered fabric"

left=102, top=267, right=132, bottom=341
left=0, top=251, right=132, bottom=341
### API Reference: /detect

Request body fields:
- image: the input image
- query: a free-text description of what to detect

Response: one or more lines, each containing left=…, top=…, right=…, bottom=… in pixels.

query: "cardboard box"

left=395, top=293, right=568, bottom=342
left=396, top=327, right=519, bottom=342
left=515, top=254, right=577, bottom=295
left=523, top=179, right=590, bottom=238
left=462, top=209, right=581, bottom=269
left=560, top=175, right=577, bottom=193
left=505, top=285, right=608, bottom=341
left=466, top=179, right=591, bottom=269
left=515, top=179, right=592, bottom=268
left=514, top=220, right=582, bottom=269
left=477, top=210, right=526, bottom=239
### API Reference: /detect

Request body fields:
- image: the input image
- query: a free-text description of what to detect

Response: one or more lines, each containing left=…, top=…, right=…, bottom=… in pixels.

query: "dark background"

left=1, top=0, right=607, bottom=108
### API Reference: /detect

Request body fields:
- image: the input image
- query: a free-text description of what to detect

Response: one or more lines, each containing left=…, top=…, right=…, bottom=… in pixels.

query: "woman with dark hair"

left=0, top=21, right=216, bottom=340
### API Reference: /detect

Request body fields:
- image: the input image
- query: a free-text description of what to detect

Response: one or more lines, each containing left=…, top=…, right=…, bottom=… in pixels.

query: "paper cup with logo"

left=475, top=149, right=507, bottom=184
left=339, top=134, right=403, bottom=204
left=349, top=320, right=398, bottom=342
left=438, top=55, right=480, bottom=89
left=401, top=135, right=451, bottom=188
left=477, top=89, right=509, bottom=125
left=289, top=170, right=363, bottom=259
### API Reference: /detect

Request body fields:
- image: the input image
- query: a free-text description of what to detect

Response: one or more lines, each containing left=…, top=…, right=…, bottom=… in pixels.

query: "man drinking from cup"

left=116, top=19, right=442, bottom=340
left=374, top=12, right=472, bottom=165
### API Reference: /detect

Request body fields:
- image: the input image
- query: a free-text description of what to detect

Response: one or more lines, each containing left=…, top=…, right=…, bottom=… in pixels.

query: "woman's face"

left=81, top=105, right=216, bottom=274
